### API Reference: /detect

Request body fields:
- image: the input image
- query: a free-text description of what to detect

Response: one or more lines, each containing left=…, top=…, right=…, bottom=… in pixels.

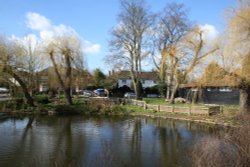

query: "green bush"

left=110, top=105, right=127, bottom=113
left=34, top=95, right=50, bottom=104
left=54, top=104, right=94, bottom=115
left=0, top=99, right=26, bottom=112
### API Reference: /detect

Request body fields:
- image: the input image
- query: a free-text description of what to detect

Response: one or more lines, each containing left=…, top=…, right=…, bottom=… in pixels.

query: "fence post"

left=144, top=102, right=147, bottom=110
left=157, top=105, right=160, bottom=112
left=171, top=106, right=174, bottom=113
left=220, top=106, right=223, bottom=113
left=189, top=106, right=191, bottom=116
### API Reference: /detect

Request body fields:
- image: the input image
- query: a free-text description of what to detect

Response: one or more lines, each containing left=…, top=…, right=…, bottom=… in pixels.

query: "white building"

left=109, top=71, right=158, bottom=88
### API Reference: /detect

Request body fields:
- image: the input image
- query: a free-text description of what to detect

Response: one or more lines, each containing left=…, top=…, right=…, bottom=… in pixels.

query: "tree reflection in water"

left=0, top=115, right=220, bottom=167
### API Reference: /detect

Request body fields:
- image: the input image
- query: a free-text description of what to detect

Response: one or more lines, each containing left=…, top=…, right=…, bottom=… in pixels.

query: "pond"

left=0, top=115, right=220, bottom=167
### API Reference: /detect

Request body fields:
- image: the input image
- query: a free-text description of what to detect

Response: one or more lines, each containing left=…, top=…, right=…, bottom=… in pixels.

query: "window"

left=122, top=80, right=127, bottom=84
left=219, top=87, right=232, bottom=92
left=191, top=88, right=198, bottom=92
left=40, top=84, right=48, bottom=92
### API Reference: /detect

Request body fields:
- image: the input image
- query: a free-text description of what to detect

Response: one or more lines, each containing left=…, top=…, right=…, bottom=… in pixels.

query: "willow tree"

left=223, top=0, right=250, bottom=113
left=106, top=0, right=153, bottom=99
left=201, top=61, right=227, bottom=83
left=46, top=35, right=83, bottom=105
left=0, top=37, right=35, bottom=106
left=169, top=26, right=219, bottom=103
left=152, top=2, right=189, bottom=98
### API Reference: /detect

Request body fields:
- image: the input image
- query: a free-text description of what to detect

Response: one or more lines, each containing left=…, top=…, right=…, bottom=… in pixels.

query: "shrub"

left=190, top=117, right=250, bottom=167
left=34, top=95, right=50, bottom=104
left=0, top=99, right=26, bottom=112
left=54, top=104, right=84, bottom=115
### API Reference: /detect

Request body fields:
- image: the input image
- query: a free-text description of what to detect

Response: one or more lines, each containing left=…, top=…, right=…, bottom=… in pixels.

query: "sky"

left=0, top=0, right=236, bottom=73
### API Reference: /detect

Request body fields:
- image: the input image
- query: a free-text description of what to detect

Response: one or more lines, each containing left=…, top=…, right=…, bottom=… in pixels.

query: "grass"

left=221, top=105, right=239, bottom=116
left=119, top=104, right=241, bottom=126
left=143, top=98, right=204, bottom=106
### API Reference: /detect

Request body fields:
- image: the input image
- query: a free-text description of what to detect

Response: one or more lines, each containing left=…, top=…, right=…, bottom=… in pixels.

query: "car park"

left=82, top=90, right=93, bottom=97
left=124, top=92, right=136, bottom=98
left=94, top=89, right=106, bottom=97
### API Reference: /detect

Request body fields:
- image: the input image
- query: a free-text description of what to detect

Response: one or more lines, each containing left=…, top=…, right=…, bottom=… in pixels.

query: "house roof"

left=37, top=67, right=92, bottom=77
left=109, top=70, right=158, bottom=80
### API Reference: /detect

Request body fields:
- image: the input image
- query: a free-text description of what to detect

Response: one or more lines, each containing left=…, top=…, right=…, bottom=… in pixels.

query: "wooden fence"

left=123, top=99, right=221, bottom=116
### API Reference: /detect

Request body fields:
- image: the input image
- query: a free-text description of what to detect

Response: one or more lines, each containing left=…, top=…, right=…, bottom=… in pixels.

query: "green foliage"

left=157, top=82, right=166, bottom=97
left=34, top=95, right=50, bottom=104
left=0, top=99, right=27, bottom=112
left=54, top=103, right=93, bottom=115
left=93, top=68, right=106, bottom=87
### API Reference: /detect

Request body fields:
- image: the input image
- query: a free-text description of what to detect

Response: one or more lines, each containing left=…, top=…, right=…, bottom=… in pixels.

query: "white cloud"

left=25, top=12, right=100, bottom=54
left=26, top=12, right=51, bottom=31
left=83, top=40, right=101, bottom=54
left=11, top=34, right=38, bottom=50
left=199, top=24, right=219, bottom=41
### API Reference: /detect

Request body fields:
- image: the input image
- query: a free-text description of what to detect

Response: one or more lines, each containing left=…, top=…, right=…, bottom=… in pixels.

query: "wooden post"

left=220, top=106, right=223, bottom=113
left=157, top=105, right=160, bottom=112
left=171, top=106, right=174, bottom=113
left=188, top=106, right=191, bottom=116
left=144, top=102, right=147, bottom=110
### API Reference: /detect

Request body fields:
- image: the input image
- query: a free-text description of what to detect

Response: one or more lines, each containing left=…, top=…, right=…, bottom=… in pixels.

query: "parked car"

left=94, top=89, right=106, bottom=97
left=0, top=87, right=10, bottom=98
left=146, top=94, right=160, bottom=98
left=82, top=90, right=93, bottom=97
left=124, top=92, right=136, bottom=98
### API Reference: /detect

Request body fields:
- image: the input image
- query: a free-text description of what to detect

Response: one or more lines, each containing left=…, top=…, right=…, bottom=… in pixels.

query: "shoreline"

left=130, top=112, right=238, bottom=128
left=0, top=108, right=239, bottom=128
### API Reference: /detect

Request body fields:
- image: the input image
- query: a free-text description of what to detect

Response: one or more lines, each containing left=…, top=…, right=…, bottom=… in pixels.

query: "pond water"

left=0, top=115, right=219, bottom=167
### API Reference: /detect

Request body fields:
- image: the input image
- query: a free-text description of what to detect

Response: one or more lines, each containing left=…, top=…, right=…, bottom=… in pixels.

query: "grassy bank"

left=143, top=98, right=203, bottom=106
left=0, top=96, right=241, bottom=127
left=116, top=104, right=241, bottom=127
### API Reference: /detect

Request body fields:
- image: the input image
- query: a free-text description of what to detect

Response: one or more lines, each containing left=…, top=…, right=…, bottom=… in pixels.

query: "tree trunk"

left=136, top=81, right=142, bottom=100
left=192, top=89, right=199, bottom=104
left=4, top=66, right=35, bottom=107
left=239, top=87, right=250, bottom=114
left=166, top=84, right=171, bottom=99
left=170, top=83, right=179, bottom=104
left=64, top=87, right=73, bottom=105
left=49, top=52, right=73, bottom=105
left=65, top=53, right=73, bottom=105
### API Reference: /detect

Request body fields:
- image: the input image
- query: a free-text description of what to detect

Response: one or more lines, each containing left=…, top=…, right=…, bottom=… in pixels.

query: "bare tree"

left=0, top=37, right=35, bottom=106
left=46, top=35, right=83, bottom=105
left=152, top=2, right=190, bottom=98
left=16, top=35, right=45, bottom=95
left=106, top=0, right=153, bottom=99
left=169, top=26, right=219, bottom=103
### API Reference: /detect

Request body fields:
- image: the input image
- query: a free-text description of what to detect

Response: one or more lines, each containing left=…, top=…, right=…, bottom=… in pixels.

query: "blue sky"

left=0, top=0, right=236, bottom=73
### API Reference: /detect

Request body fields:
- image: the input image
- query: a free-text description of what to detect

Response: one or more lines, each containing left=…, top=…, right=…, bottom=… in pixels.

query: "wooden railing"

left=122, top=99, right=221, bottom=116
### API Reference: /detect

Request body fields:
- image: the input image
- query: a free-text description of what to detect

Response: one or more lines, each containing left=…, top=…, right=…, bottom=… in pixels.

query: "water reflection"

left=0, top=115, right=220, bottom=167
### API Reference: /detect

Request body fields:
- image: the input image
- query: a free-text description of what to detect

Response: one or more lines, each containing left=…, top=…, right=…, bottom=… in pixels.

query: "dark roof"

left=109, top=70, right=157, bottom=80
left=37, top=67, right=92, bottom=77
